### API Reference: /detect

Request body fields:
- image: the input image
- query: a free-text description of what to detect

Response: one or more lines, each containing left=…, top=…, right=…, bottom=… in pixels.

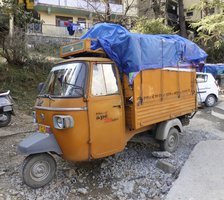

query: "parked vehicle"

left=196, top=72, right=219, bottom=107
left=0, top=90, right=14, bottom=127
left=17, top=39, right=197, bottom=188
left=17, top=23, right=207, bottom=188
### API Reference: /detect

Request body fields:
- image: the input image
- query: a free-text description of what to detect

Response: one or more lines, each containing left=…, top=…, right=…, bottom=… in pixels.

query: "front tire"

left=0, top=112, right=11, bottom=127
left=205, top=94, right=216, bottom=107
left=160, top=128, right=179, bottom=153
left=21, top=153, right=56, bottom=188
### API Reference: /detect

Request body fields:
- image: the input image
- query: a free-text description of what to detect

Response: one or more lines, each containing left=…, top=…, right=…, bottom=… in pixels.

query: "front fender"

left=18, top=132, right=62, bottom=155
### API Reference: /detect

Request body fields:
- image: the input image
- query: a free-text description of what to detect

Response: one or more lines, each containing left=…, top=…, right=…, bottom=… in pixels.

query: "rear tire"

left=21, top=153, right=56, bottom=188
left=0, top=112, right=11, bottom=127
left=205, top=94, right=216, bottom=107
left=160, top=128, right=179, bottom=153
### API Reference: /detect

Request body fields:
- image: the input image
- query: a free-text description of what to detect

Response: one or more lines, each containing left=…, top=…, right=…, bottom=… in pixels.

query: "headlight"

left=53, top=115, right=74, bottom=129
left=56, top=117, right=63, bottom=129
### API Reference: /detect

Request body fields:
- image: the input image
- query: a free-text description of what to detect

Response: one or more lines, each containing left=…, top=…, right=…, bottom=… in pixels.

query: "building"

left=138, top=0, right=178, bottom=27
left=184, top=0, right=223, bottom=22
left=26, top=0, right=138, bottom=38
left=18, top=0, right=34, bottom=10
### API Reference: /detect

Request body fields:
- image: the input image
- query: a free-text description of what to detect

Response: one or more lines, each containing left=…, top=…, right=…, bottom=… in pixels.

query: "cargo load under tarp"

left=81, top=23, right=207, bottom=81
left=202, top=64, right=224, bottom=77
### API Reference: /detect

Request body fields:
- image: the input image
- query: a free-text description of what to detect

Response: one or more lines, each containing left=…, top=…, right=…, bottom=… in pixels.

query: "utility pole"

left=178, top=0, right=187, bottom=38
left=9, top=13, right=14, bottom=37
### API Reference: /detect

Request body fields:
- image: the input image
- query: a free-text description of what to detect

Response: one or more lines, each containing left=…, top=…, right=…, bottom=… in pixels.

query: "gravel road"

left=0, top=108, right=223, bottom=200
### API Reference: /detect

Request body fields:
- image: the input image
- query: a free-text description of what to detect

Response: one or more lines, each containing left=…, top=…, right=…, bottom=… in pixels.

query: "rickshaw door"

left=88, top=63, right=125, bottom=158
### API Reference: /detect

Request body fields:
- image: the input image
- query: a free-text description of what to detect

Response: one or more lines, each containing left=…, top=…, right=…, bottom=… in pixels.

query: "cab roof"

left=58, top=57, right=113, bottom=65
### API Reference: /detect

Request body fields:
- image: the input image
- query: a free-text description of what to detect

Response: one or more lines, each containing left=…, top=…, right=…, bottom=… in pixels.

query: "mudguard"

left=155, top=118, right=183, bottom=141
left=18, top=132, right=62, bottom=155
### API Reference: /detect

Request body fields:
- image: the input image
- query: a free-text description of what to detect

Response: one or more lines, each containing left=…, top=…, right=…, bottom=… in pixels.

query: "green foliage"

left=206, top=43, right=224, bottom=63
left=191, top=14, right=224, bottom=49
left=189, top=0, right=224, bottom=62
left=0, top=27, right=29, bottom=65
left=131, top=18, right=175, bottom=34
left=0, top=0, right=42, bottom=65
left=0, top=0, right=41, bottom=29
left=189, top=0, right=224, bottom=14
left=0, top=58, right=54, bottom=111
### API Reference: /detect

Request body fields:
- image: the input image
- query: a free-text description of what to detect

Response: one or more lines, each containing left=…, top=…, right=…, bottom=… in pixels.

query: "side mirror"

left=38, top=82, right=45, bottom=93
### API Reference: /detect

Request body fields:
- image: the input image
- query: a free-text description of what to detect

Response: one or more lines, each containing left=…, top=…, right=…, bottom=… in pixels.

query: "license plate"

left=38, top=124, right=47, bottom=133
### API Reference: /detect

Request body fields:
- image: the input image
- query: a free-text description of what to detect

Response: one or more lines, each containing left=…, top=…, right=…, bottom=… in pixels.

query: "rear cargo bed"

left=123, top=68, right=197, bottom=130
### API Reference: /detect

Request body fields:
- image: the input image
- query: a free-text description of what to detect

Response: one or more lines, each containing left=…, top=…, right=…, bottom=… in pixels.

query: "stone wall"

left=26, top=34, right=78, bottom=46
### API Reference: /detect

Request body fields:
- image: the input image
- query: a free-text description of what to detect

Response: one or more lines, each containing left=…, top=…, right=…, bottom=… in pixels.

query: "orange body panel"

left=87, top=62, right=125, bottom=158
left=35, top=98, right=90, bottom=161
left=123, top=68, right=196, bottom=130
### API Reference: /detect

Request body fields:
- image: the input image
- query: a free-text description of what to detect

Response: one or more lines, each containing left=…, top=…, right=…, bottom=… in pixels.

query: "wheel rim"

left=0, top=114, right=8, bottom=122
left=30, top=161, right=50, bottom=182
left=207, top=96, right=215, bottom=106
left=167, top=134, right=177, bottom=150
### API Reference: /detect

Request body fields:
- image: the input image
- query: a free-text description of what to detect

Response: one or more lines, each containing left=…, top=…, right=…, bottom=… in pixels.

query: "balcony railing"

left=35, top=0, right=123, bottom=14
left=27, top=23, right=88, bottom=38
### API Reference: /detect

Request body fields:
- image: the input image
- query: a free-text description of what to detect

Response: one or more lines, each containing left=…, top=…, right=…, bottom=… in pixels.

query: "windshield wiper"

left=62, top=82, right=84, bottom=96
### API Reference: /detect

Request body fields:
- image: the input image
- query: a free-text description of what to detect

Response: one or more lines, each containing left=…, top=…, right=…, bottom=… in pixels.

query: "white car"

left=196, top=72, right=219, bottom=107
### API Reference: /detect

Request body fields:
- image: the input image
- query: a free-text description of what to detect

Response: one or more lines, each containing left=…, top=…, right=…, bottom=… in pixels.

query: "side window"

left=92, top=64, right=119, bottom=96
left=196, top=74, right=208, bottom=83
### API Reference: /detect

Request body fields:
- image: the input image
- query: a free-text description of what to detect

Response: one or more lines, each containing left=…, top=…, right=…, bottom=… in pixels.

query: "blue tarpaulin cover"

left=203, top=64, right=224, bottom=76
left=81, top=23, right=207, bottom=80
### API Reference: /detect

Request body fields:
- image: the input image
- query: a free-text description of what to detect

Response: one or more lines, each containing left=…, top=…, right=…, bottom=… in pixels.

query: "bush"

left=0, top=27, right=29, bottom=65
left=132, top=18, right=175, bottom=34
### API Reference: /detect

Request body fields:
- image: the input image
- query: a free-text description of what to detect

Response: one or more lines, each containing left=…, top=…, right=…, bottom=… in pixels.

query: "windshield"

left=40, top=62, right=87, bottom=98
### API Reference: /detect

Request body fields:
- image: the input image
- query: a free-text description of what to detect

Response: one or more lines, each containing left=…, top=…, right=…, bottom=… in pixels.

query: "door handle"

left=113, top=104, right=122, bottom=108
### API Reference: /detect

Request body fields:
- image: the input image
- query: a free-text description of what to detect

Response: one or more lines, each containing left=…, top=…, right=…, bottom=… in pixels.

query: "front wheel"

left=21, top=153, right=56, bottom=188
left=0, top=112, right=11, bottom=127
left=160, top=128, right=179, bottom=153
left=205, top=94, right=216, bottom=107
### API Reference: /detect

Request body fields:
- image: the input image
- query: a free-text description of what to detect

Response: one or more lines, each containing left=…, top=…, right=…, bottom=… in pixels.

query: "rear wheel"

left=21, top=153, right=56, bottom=188
left=0, top=112, right=11, bottom=127
left=205, top=94, right=216, bottom=107
left=160, top=128, right=179, bottom=153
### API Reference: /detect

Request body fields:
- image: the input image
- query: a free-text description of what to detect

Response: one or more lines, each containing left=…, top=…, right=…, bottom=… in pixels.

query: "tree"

left=190, top=0, right=224, bottom=62
left=0, top=0, right=39, bottom=30
left=132, top=18, right=175, bottom=34
left=0, top=0, right=40, bottom=65
left=84, top=0, right=136, bottom=27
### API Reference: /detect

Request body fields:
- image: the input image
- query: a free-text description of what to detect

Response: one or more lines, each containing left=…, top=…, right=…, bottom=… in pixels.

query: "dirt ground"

left=0, top=106, right=223, bottom=200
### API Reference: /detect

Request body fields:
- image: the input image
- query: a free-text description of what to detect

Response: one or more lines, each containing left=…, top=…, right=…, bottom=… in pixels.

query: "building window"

left=78, top=18, right=86, bottom=29
left=208, top=8, right=215, bottom=15
left=109, top=0, right=122, bottom=4
left=186, top=11, right=194, bottom=17
left=56, top=16, right=73, bottom=27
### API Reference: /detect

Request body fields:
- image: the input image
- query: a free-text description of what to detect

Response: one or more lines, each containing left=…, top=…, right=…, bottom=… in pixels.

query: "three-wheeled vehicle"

left=18, top=39, right=197, bottom=188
